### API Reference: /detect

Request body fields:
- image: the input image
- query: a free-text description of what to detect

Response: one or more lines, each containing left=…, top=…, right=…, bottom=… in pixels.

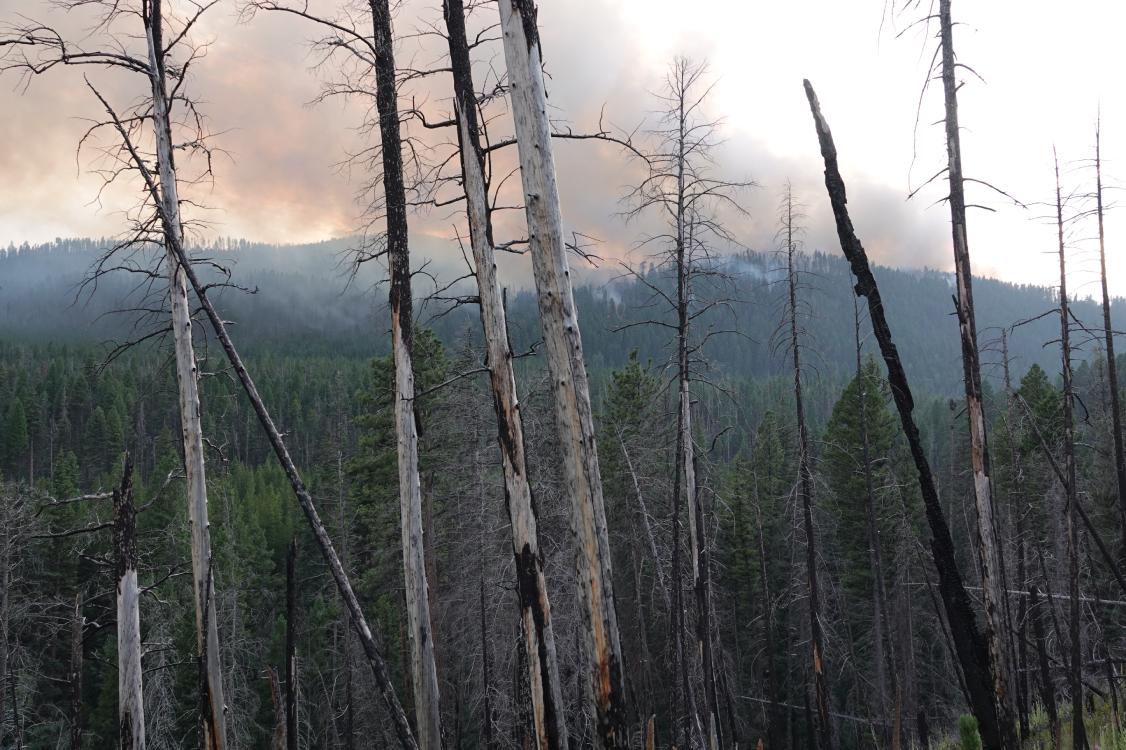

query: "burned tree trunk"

left=143, top=3, right=227, bottom=745
left=368, top=2, right=442, bottom=747
left=1030, top=585, right=1060, bottom=750
left=783, top=188, right=832, bottom=750
left=114, top=455, right=145, bottom=750
left=286, top=538, right=298, bottom=750
left=497, top=1, right=628, bottom=746
left=679, top=222, right=720, bottom=750
left=70, top=592, right=82, bottom=750
left=442, top=3, right=567, bottom=748
left=937, top=5, right=1016, bottom=746
left=803, top=79, right=1001, bottom=750
left=1054, top=152, right=1088, bottom=750
left=1094, top=125, right=1126, bottom=557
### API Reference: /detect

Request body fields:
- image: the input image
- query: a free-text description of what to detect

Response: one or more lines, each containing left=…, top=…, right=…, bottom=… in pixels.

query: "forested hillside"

left=2, top=239, right=1116, bottom=395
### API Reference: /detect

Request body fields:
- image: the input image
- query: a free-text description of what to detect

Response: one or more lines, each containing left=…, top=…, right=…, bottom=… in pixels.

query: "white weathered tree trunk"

left=442, top=2, right=567, bottom=747
left=115, top=455, right=146, bottom=750
left=937, top=4, right=1015, bottom=748
left=143, top=3, right=227, bottom=745
left=496, top=1, right=628, bottom=745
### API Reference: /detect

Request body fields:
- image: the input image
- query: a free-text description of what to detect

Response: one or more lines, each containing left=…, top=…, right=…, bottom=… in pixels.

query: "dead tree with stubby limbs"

left=618, top=56, right=752, bottom=750
left=804, top=79, right=1003, bottom=750
left=894, top=3, right=1018, bottom=744
left=1051, top=150, right=1089, bottom=750
left=1, top=3, right=232, bottom=744
left=772, top=185, right=832, bottom=750
left=1092, top=122, right=1126, bottom=559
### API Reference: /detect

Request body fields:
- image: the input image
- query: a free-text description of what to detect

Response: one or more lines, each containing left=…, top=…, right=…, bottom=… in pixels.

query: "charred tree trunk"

left=497, top=2, right=627, bottom=746
left=784, top=189, right=832, bottom=750
left=1030, top=585, right=1061, bottom=750
left=756, top=497, right=782, bottom=750
left=114, top=455, right=145, bottom=750
left=286, top=538, right=298, bottom=750
left=804, top=79, right=1002, bottom=750
left=1054, top=152, right=1088, bottom=750
left=367, top=2, right=442, bottom=747
left=937, top=5, right=1016, bottom=746
left=1094, top=125, right=1126, bottom=557
left=480, top=577, right=493, bottom=750
left=442, top=4, right=567, bottom=748
left=680, top=219, right=719, bottom=747
left=1001, top=333, right=1031, bottom=743
left=143, top=3, right=227, bottom=744
left=70, top=592, right=82, bottom=750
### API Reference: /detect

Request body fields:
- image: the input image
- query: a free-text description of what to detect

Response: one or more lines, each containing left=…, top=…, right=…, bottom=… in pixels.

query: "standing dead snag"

left=937, top=4, right=1016, bottom=745
left=441, top=2, right=568, bottom=749
left=780, top=186, right=832, bottom=750
left=368, top=1, right=443, bottom=747
left=497, top=1, right=629, bottom=747
left=803, top=79, right=1002, bottom=750
left=1053, top=151, right=1088, bottom=750
left=1094, top=123, right=1126, bottom=557
left=286, top=538, right=298, bottom=750
left=114, top=454, right=146, bottom=750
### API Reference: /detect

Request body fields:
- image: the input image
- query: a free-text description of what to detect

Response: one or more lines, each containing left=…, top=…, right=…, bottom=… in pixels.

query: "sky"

left=1, top=0, right=1124, bottom=296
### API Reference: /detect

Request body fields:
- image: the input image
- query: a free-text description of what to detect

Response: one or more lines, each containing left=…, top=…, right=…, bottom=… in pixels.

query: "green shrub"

left=958, top=714, right=981, bottom=750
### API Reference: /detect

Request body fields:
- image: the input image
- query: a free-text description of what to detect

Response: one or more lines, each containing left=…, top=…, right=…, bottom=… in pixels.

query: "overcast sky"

left=2, top=0, right=1124, bottom=296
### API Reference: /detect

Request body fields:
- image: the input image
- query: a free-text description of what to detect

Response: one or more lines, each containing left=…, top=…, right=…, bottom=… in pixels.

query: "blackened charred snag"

left=802, top=79, right=1003, bottom=750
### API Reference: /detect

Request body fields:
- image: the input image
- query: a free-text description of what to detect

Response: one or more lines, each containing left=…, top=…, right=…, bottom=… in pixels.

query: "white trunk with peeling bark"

left=497, top=1, right=627, bottom=745
left=144, top=9, right=227, bottom=746
left=938, top=4, right=1014, bottom=747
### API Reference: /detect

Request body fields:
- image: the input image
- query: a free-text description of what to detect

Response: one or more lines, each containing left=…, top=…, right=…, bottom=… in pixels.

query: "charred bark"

left=803, top=79, right=1001, bottom=749
left=442, top=3, right=567, bottom=747
left=1094, top=125, right=1126, bottom=558
left=1054, top=152, right=1088, bottom=750
left=367, top=2, right=443, bottom=746
left=937, top=5, right=1016, bottom=746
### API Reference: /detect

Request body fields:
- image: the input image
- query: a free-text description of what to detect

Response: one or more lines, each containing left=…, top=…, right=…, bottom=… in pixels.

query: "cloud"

left=1, top=0, right=1123, bottom=297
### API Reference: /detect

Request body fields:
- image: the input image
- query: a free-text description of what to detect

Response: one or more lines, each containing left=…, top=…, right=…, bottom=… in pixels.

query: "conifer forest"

left=0, top=1, right=1124, bottom=750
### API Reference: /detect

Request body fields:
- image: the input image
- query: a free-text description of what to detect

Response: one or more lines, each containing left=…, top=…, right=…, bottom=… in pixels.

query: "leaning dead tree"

left=92, top=110, right=420, bottom=747
left=0, top=2, right=230, bottom=743
left=1052, top=151, right=1088, bottom=750
left=114, top=454, right=146, bottom=750
left=803, top=79, right=1003, bottom=750
left=935, top=4, right=1016, bottom=744
left=497, top=0, right=628, bottom=745
left=441, top=1, right=568, bottom=748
